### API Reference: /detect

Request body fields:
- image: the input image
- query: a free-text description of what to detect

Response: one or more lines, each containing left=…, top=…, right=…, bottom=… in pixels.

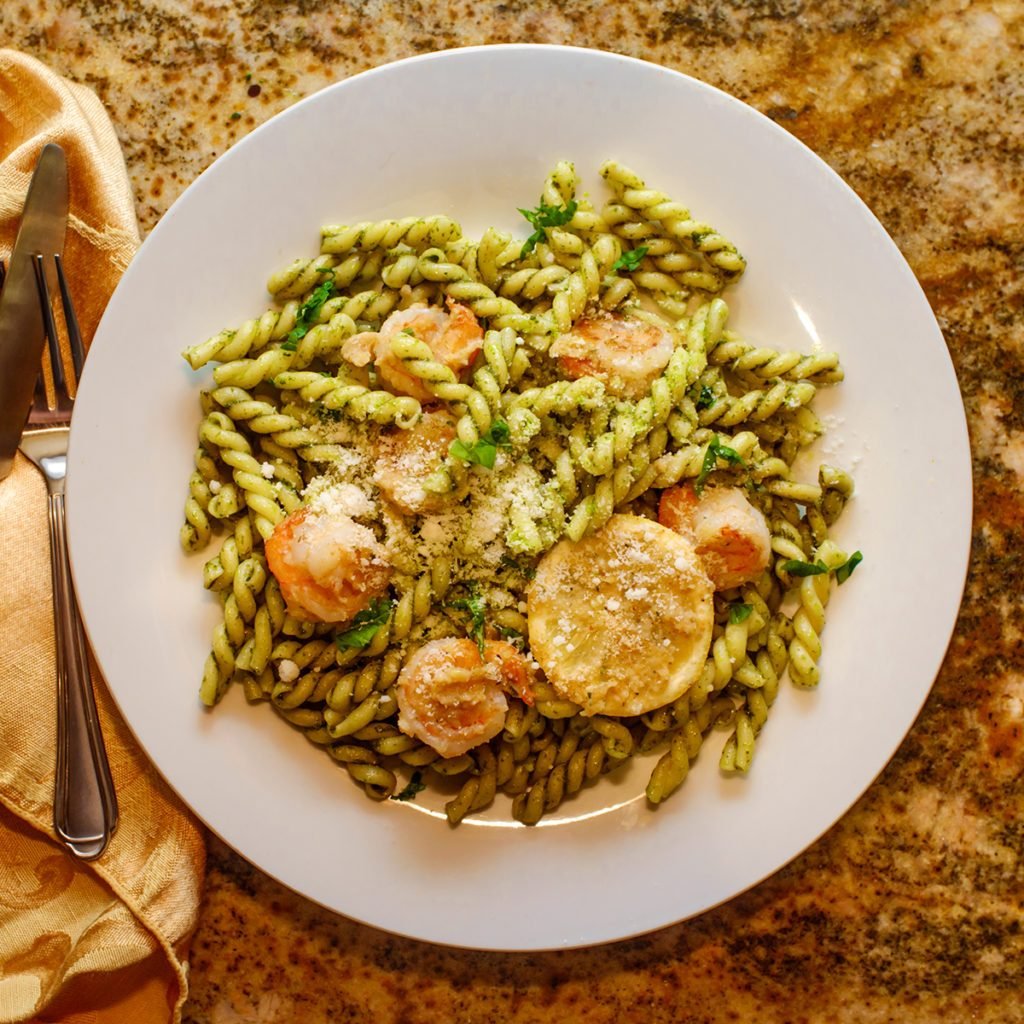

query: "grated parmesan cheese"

left=307, top=481, right=375, bottom=520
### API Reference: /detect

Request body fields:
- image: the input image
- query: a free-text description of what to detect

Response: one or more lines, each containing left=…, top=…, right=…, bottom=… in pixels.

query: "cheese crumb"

left=261, top=461, right=275, bottom=479
left=208, top=480, right=222, bottom=494
left=308, top=481, right=374, bottom=519
left=277, top=659, right=300, bottom=683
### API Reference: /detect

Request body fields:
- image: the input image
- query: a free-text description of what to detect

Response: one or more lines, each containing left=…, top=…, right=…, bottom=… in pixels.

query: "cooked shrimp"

left=396, top=638, right=535, bottom=758
left=341, top=299, right=484, bottom=401
left=265, top=505, right=392, bottom=623
left=548, top=310, right=675, bottom=399
left=372, top=409, right=457, bottom=515
left=658, top=483, right=771, bottom=591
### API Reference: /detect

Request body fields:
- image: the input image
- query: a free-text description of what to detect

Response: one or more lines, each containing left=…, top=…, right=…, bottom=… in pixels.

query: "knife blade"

left=0, top=143, right=69, bottom=481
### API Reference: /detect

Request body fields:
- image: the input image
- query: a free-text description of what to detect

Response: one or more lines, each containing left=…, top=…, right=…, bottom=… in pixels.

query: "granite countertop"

left=4, top=1, right=1021, bottom=1021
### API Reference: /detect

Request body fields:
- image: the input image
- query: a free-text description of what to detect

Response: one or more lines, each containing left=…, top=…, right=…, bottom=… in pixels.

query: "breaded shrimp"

left=396, top=638, right=535, bottom=758
left=341, top=299, right=483, bottom=401
left=548, top=310, right=674, bottom=399
left=658, top=483, right=771, bottom=591
left=265, top=505, right=392, bottom=623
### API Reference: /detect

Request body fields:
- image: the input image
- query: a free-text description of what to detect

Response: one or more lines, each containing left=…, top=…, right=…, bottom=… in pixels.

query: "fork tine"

left=32, top=253, right=65, bottom=397
left=54, top=254, right=85, bottom=381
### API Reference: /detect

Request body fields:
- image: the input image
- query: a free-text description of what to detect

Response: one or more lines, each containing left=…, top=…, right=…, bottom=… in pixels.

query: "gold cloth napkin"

left=0, top=50, right=205, bottom=1024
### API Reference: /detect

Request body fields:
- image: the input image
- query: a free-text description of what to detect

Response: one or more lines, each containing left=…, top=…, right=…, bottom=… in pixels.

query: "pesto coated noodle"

left=180, top=160, right=860, bottom=825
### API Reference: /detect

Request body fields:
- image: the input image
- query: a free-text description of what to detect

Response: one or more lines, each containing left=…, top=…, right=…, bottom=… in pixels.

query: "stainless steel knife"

left=0, top=143, right=69, bottom=481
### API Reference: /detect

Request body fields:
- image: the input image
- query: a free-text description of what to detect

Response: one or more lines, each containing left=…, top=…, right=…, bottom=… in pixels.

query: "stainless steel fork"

left=20, top=253, right=118, bottom=860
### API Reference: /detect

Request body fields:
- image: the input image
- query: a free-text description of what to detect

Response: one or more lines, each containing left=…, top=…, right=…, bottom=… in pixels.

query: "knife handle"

left=48, top=491, right=119, bottom=859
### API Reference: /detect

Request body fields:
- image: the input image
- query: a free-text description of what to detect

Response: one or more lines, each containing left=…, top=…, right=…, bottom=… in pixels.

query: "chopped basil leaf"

left=334, top=597, right=392, bottom=649
left=315, top=405, right=343, bottom=423
left=282, top=273, right=336, bottom=352
left=695, top=384, right=716, bottom=411
left=392, top=770, right=426, bottom=802
left=836, top=550, right=863, bottom=584
left=499, top=553, right=536, bottom=580
left=449, top=581, right=487, bottom=654
left=495, top=624, right=525, bottom=649
left=694, top=435, right=744, bottom=494
left=518, top=199, right=578, bottom=257
left=449, top=438, right=480, bottom=465
left=611, top=245, right=649, bottom=273
left=781, top=559, right=829, bottom=577
left=729, top=602, right=753, bottom=624
left=449, top=419, right=512, bottom=470
left=488, top=419, right=511, bottom=445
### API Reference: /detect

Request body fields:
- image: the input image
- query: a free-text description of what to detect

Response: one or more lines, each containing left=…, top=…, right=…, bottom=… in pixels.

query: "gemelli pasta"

left=180, top=160, right=860, bottom=825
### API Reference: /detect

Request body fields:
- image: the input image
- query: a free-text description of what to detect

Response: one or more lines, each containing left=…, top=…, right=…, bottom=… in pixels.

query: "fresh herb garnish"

left=611, top=245, right=649, bottom=273
left=449, top=581, right=487, bottom=654
left=835, top=550, right=863, bottom=584
left=781, top=559, right=829, bottom=577
left=780, top=551, right=863, bottom=583
left=729, top=602, right=753, bottom=624
left=695, top=384, right=716, bottom=411
left=282, top=272, right=336, bottom=352
left=694, top=435, right=744, bottom=494
left=495, top=623, right=526, bottom=649
left=518, top=199, right=578, bottom=257
left=392, top=770, right=426, bottom=802
left=498, top=553, right=536, bottom=580
left=449, top=419, right=512, bottom=470
left=334, top=597, right=392, bottom=649
left=314, top=405, right=343, bottom=423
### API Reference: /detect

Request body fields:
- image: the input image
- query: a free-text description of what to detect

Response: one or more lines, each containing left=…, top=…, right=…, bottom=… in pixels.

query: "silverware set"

left=0, top=143, right=118, bottom=859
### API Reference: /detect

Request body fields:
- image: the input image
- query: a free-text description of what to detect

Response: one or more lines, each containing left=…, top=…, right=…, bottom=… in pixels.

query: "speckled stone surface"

left=3, top=1, right=1022, bottom=1021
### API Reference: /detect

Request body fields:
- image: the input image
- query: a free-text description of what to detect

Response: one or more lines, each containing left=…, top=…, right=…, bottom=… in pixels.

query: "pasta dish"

left=179, top=160, right=860, bottom=825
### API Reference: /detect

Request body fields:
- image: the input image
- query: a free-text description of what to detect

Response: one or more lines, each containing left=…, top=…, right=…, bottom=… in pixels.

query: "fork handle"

left=48, top=491, right=119, bottom=859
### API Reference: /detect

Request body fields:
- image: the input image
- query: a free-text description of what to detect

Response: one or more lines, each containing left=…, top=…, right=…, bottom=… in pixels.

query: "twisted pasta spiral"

left=601, top=160, right=747, bottom=285
left=320, top=216, right=462, bottom=256
left=708, top=330, right=844, bottom=384
left=387, top=332, right=494, bottom=445
left=786, top=540, right=849, bottom=687
left=271, top=370, right=422, bottom=428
